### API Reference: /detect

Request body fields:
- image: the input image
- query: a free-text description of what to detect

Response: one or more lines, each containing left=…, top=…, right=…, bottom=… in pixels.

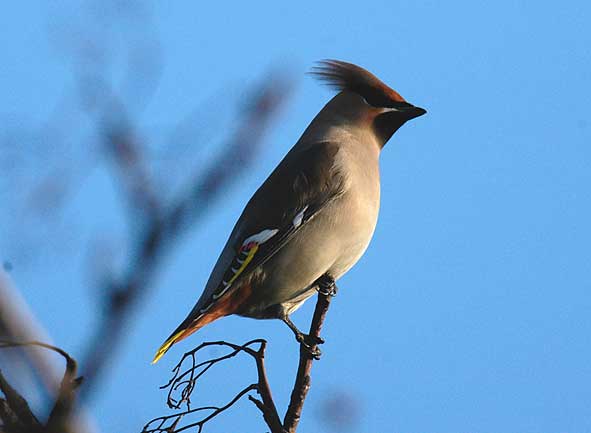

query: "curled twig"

left=143, top=384, right=257, bottom=433
left=143, top=339, right=282, bottom=433
left=163, top=339, right=263, bottom=410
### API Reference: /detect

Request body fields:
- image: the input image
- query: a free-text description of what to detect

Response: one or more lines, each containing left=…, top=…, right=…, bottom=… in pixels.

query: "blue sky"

left=1, top=1, right=590, bottom=432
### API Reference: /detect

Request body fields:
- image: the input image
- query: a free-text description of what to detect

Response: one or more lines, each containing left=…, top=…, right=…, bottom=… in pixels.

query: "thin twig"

left=249, top=340, right=284, bottom=433
left=163, top=339, right=263, bottom=409
left=143, top=384, right=257, bottom=433
left=144, top=340, right=282, bottom=432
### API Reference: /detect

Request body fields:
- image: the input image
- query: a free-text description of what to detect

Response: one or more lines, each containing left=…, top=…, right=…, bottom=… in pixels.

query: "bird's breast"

left=326, top=139, right=381, bottom=278
left=238, top=136, right=382, bottom=317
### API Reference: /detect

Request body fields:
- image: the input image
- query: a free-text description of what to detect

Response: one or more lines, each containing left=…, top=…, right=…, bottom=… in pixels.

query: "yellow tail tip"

left=151, top=349, right=166, bottom=364
left=151, top=330, right=185, bottom=364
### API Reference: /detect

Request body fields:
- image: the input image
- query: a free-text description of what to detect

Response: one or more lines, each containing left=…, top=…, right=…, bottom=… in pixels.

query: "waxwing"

left=153, top=60, right=426, bottom=363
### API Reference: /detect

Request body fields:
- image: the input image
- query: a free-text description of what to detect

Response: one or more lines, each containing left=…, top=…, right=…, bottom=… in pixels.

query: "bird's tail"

left=152, top=282, right=253, bottom=364
left=151, top=316, right=212, bottom=364
left=152, top=327, right=193, bottom=364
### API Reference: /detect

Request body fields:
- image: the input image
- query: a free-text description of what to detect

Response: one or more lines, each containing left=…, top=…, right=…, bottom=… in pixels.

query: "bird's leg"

left=281, top=315, right=323, bottom=359
left=316, top=273, right=337, bottom=297
left=280, top=274, right=336, bottom=359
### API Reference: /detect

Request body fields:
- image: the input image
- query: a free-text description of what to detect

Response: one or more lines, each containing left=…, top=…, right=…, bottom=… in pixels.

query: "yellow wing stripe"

left=227, top=244, right=259, bottom=286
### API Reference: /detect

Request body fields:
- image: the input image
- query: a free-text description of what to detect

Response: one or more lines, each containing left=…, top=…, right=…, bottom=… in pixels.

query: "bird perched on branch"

left=153, top=60, right=426, bottom=363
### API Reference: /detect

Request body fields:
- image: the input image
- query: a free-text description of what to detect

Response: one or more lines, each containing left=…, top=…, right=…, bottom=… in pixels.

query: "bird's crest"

left=310, top=59, right=408, bottom=108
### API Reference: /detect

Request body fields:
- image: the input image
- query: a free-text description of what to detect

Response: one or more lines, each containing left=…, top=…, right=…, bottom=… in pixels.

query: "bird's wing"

left=199, top=140, right=345, bottom=312
left=152, top=141, right=346, bottom=363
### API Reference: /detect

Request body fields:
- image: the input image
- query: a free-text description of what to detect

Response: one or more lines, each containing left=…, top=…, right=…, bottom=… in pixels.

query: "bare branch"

left=162, top=340, right=262, bottom=409
left=0, top=340, right=81, bottom=433
left=283, top=291, right=334, bottom=432
left=0, top=275, right=94, bottom=433
left=0, top=368, right=42, bottom=431
left=143, top=384, right=257, bottom=433
left=146, top=289, right=339, bottom=433
left=0, top=341, right=75, bottom=365
left=0, top=273, right=64, bottom=394
left=250, top=340, right=283, bottom=433
left=144, top=339, right=284, bottom=433
left=146, top=287, right=334, bottom=433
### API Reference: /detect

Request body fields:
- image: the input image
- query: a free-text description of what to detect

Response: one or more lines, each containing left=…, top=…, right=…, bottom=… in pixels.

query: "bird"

left=152, top=60, right=426, bottom=364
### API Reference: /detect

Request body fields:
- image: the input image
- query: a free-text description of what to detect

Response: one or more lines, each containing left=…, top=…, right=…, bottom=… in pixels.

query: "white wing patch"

left=243, top=229, right=279, bottom=245
left=292, top=205, right=309, bottom=228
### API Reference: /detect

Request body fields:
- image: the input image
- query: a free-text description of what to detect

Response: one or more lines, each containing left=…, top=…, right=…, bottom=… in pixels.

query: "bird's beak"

left=373, top=103, right=427, bottom=145
left=383, top=103, right=426, bottom=121
left=401, top=105, right=427, bottom=120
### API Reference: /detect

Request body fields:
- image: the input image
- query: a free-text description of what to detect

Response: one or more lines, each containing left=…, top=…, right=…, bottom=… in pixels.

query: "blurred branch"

left=145, top=290, right=334, bottom=433
left=78, top=75, right=291, bottom=402
left=0, top=273, right=95, bottom=433
left=0, top=368, right=42, bottom=432
left=164, top=78, right=289, bottom=238
left=0, top=341, right=82, bottom=433
left=0, top=273, right=61, bottom=394
left=1, top=2, right=293, bottom=432
left=0, top=68, right=290, bottom=432
left=103, top=114, right=162, bottom=219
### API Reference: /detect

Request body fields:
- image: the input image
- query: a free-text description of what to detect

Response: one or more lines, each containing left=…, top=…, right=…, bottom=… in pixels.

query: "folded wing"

left=152, top=141, right=345, bottom=363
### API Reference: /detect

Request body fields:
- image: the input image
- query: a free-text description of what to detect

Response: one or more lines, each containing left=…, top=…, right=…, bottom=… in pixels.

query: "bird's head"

left=311, top=59, right=426, bottom=147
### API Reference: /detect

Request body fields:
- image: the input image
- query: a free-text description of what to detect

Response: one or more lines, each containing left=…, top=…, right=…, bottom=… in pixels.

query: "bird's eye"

left=358, top=92, right=390, bottom=108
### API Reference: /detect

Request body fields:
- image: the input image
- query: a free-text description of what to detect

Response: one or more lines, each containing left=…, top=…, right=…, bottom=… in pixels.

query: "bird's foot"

left=295, top=332, right=324, bottom=359
left=282, top=315, right=325, bottom=359
left=316, top=274, right=337, bottom=297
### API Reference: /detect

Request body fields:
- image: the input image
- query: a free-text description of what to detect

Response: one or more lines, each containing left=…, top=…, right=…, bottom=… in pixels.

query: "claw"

left=295, top=333, right=324, bottom=346
left=316, top=274, right=337, bottom=297
left=301, top=341, right=322, bottom=359
left=282, top=315, right=325, bottom=359
left=295, top=333, right=324, bottom=359
left=306, top=345, right=322, bottom=360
